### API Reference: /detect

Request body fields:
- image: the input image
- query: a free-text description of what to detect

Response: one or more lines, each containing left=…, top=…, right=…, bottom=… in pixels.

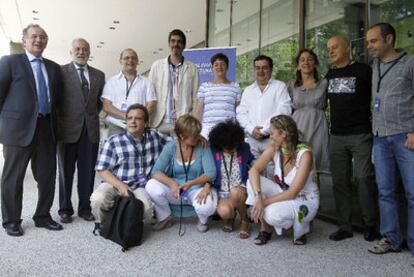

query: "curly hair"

left=209, top=120, right=245, bottom=151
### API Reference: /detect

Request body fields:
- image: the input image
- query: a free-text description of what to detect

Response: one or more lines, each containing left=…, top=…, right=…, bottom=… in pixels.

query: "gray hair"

left=22, top=24, right=48, bottom=40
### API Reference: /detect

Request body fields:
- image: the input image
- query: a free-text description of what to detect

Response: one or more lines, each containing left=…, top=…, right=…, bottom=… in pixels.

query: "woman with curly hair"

left=209, top=120, right=254, bottom=238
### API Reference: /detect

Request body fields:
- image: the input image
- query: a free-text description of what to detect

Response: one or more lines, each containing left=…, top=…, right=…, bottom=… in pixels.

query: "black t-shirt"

left=326, top=62, right=372, bottom=135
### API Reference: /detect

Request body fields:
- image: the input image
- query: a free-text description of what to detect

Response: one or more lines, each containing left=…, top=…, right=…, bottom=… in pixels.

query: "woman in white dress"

left=247, top=115, right=319, bottom=245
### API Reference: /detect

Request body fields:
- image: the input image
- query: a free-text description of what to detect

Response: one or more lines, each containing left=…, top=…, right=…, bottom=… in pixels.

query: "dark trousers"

left=57, top=125, right=99, bottom=216
left=1, top=116, right=56, bottom=227
left=329, top=133, right=378, bottom=232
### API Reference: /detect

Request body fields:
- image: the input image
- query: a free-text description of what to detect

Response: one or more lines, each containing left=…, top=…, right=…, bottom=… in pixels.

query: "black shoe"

left=79, top=212, right=95, bottom=222
left=364, top=227, right=381, bottom=241
left=4, top=223, right=23, bottom=237
left=35, top=219, right=63, bottom=231
left=60, top=214, right=73, bottom=224
left=329, top=229, right=353, bottom=241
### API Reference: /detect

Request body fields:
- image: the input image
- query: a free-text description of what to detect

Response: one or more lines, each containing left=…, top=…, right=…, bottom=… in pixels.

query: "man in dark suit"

left=0, top=24, right=63, bottom=236
left=57, top=38, right=105, bottom=223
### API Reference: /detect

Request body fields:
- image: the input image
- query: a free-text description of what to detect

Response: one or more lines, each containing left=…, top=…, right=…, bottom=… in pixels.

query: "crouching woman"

left=146, top=115, right=217, bottom=232
left=247, top=115, right=319, bottom=245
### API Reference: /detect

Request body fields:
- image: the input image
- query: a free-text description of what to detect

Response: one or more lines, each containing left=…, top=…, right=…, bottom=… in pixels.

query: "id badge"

left=137, top=173, right=147, bottom=188
left=374, top=97, right=380, bottom=113
left=121, top=102, right=128, bottom=112
left=219, top=191, right=230, bottom=200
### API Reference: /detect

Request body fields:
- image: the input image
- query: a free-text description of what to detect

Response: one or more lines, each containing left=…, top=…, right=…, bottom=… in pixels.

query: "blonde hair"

left=174, top=114, right=201, bottom=139
left=270, top=115, right=306, bottom=163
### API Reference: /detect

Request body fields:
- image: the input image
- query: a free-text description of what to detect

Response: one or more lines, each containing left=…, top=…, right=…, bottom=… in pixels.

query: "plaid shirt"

left=96, top=129, right=169, bottom=189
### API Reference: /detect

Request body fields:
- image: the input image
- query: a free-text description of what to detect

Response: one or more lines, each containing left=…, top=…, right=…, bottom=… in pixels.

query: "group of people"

left=0, top=22, right=413, bottom=261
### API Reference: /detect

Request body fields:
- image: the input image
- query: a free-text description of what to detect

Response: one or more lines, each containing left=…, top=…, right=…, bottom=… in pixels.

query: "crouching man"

left=90, top=104, right=169, bottom=225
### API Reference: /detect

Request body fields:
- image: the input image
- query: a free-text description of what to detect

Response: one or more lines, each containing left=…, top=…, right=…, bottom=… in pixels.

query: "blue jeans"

left=373, top=133, right=414, bottom=253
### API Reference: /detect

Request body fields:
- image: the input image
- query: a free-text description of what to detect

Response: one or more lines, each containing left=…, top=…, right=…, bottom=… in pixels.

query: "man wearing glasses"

left=0, top=24, right=63, bottom=236
left=237, top=55, right=292, bottom=177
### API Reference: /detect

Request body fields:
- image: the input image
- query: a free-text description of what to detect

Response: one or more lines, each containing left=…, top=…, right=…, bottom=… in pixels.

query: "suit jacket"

left=58, top=63, right=105, bottom=143
left=0, top=53, right=61, bottom=147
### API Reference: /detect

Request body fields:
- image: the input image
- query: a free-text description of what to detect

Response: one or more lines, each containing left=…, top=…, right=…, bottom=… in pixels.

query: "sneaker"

left=152, top=216, right=174, bottom=231
left=196, top=222, right=209, bottom=233
left=368, top=237, right=401, bottom=254
left=329, top=229, right=353, bottom=241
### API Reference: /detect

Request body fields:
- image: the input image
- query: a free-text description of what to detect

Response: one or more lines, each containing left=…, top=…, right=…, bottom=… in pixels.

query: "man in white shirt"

left=102, top=48, right=157, bottom=136
left=237, top=55, right=292, bottom=176
left=149, top=29, right=199, bottom=136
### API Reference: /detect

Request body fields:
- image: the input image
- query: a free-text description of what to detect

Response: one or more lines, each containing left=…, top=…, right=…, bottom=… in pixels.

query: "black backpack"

left=95, top=191, right=144, bottom=252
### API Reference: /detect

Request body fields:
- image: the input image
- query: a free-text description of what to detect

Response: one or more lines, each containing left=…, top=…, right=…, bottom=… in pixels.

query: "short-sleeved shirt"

left=95, top=129, right=168, bottom=189
left=101, top=72, right=156, bottom=122
left=197, top=81, right=241, bottom=124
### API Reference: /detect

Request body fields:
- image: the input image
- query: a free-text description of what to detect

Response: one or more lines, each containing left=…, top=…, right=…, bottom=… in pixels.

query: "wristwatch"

left=255, top=190, right=262, bottom=196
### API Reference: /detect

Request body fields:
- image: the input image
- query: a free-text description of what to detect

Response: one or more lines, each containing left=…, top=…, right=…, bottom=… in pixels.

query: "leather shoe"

left=35, top=219, right=63, bottom=231
left=4, top=223, right=23, bottom=237
left=79, top=212, right=95, bottom=221
left=329, top=229, right=353, bottom=241
left=364, top=227, right=381, bottom=241
left=60, top=214, right=72, bottom=224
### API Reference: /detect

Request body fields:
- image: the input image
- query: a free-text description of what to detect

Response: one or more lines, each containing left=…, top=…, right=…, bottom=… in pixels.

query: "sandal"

left=222, top=219, right=234, bottom=233
left=239, top=220, right=249, bottom=239
left=254, top=231, right=272, bottom=245
left=293, top=235, right=307, bottom=245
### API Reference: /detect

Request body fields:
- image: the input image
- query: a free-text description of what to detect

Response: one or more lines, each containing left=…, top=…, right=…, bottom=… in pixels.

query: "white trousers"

left=90, top=182, right=154, bottom=222
left=246, top=176, right=319, bottom=240
left=146, top=178, right=218, bottom=224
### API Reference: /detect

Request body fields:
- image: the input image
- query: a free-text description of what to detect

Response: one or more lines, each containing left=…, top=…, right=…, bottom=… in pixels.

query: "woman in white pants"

left=247, top=115, right=319, bottom=245
left=146, top=115, right=217, bottom=232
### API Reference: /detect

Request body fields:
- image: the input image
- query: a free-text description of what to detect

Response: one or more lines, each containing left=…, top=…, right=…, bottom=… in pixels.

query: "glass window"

left=231, top=0, right=260, bottom=89
left=305, top=0, right=366, bottom=75
left=261, top=0, right=300, bottom=82
left=208, top=0, right=231, bottom=47
left=370, top=0, right=414, bottom=54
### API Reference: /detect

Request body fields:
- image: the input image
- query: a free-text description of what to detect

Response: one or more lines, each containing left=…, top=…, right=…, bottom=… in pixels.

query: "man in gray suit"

left=0, top=24, right=63, bottom=236
left=57, top=38, right=105, bottom=223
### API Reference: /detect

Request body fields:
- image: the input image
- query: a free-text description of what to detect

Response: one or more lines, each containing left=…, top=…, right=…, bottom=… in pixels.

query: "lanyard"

left=221, top=153, right=234, bottom=192
left=125, top=76, right=137, bottom=100
left=126, top=131, right=147, bottom=175
left=279, top=151, right=289, bottom=191
left=178, top=141, right=194, bottom=182
left=376, top=53, right=406, bottom=93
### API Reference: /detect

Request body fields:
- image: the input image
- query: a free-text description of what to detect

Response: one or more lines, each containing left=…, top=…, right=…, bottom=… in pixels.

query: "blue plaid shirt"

left=96, top=129, right=169, bottom=189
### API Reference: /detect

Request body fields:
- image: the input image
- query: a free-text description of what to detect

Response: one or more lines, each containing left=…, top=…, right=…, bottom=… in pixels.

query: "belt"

left=38, top=113, right=50, bottom=118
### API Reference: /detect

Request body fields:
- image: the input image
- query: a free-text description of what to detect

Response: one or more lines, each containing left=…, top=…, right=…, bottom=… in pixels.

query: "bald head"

left=327, top=35, right=350, bottom=68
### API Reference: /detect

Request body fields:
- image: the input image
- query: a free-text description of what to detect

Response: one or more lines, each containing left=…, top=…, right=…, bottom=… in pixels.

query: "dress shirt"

left=26, top=50, right=50, bottom=103
left=237, top=79, right=292, bottom=135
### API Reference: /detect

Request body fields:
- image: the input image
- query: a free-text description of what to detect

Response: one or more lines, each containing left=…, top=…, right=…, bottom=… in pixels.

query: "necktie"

left=78, top=67, right=89, bottom=98
left=33, top=58, right=50, bottom=115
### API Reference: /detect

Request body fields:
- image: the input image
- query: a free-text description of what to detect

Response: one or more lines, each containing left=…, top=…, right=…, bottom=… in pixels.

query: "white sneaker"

left=196, top=222, right=209, bottom=233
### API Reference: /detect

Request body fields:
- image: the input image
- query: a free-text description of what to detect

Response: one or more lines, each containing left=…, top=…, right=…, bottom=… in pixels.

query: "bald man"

left=58, top=38, right=105, bottom=223
left=325, top=35, right=379, bottom=242
left=102, top=48, right=157, bottom=136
